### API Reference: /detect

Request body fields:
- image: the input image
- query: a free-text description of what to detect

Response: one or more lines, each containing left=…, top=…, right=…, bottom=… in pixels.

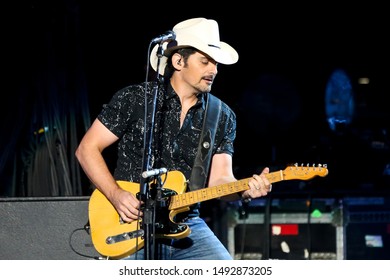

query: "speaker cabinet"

left=0, top=197, right=98, bottom=259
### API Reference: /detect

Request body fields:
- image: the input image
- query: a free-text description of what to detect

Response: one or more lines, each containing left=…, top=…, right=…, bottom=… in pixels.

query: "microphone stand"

left=138, top=41, right=166, bottom=260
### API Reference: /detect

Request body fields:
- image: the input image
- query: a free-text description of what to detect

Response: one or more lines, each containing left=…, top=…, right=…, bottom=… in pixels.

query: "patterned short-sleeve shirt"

left=98, top=81, right=236, bottom=185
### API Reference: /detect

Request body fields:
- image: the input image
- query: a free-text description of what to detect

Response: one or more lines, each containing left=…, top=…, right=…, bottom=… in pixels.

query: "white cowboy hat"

left=150, top=17, right=239, bottom=74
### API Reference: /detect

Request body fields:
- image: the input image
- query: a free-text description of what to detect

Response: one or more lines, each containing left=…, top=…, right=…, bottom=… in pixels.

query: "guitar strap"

left=188, top=93, right=222, bottom=191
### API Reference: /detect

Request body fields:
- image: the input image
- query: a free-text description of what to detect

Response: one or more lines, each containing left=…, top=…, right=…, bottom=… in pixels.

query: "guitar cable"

left=68, top=226, right=103, bottom=260
left=84, top=220, right=90, bottom=234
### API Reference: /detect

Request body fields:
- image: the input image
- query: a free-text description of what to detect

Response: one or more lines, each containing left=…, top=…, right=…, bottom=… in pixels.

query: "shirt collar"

left=165, top=82, right=207, bottom=109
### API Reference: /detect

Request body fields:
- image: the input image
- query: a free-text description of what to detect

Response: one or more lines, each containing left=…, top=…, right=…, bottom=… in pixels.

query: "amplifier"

left=0, top=197, right=98, bottom=260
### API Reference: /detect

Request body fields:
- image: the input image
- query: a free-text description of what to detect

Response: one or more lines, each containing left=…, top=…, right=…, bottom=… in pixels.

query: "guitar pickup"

left=106, top=229, right=144, bottom=244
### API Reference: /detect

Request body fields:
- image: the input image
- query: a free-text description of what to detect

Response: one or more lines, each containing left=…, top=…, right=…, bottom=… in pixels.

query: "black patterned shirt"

left=98, top=81, right=236, bottom=216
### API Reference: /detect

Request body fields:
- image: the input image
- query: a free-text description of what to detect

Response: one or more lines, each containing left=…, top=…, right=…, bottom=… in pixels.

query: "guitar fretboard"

left=168, top=165, right=328, bottom=210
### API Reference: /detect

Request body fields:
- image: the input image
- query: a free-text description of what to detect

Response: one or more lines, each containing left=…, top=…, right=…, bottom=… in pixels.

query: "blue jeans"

left=123, top=217, right=232, bottom=260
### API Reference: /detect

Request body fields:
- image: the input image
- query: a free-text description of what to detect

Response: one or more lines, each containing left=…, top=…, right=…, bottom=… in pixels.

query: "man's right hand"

left=110, top=187, right=143, bottom=223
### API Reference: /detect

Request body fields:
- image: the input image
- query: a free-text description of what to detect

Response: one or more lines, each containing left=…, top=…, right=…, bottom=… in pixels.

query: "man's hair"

left=163, top=47, right=197, bottom=83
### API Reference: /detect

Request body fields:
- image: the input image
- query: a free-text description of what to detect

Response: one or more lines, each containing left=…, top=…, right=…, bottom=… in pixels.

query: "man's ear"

left=172, top=53, right=182, bottom=68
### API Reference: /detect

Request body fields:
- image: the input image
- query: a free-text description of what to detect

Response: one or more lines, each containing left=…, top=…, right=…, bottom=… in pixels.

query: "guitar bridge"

left=106, top=229, right=144, bottom=244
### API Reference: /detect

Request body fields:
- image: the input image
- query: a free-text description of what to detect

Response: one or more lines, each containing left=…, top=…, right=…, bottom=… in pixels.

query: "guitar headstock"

left=283, top=163, right=328, bottom=180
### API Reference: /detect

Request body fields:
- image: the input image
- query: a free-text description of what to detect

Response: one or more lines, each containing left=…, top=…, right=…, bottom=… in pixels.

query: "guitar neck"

left=168, top=164, right=328, bottom=210
left=168, top=170, right=283, bottom=210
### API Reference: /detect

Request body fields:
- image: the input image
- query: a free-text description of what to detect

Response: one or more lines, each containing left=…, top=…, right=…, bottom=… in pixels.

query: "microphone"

left=142, top=167, right=168, bottom=178
left=151, top=30, right=176, bottom=44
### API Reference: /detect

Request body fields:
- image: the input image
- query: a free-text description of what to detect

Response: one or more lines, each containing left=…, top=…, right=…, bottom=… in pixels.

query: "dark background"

left=1, top=1, right=389, bottom=197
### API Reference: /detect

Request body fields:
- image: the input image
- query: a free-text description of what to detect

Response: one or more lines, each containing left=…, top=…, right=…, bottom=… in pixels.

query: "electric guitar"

left=88, top=163, right=328, bottom=259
